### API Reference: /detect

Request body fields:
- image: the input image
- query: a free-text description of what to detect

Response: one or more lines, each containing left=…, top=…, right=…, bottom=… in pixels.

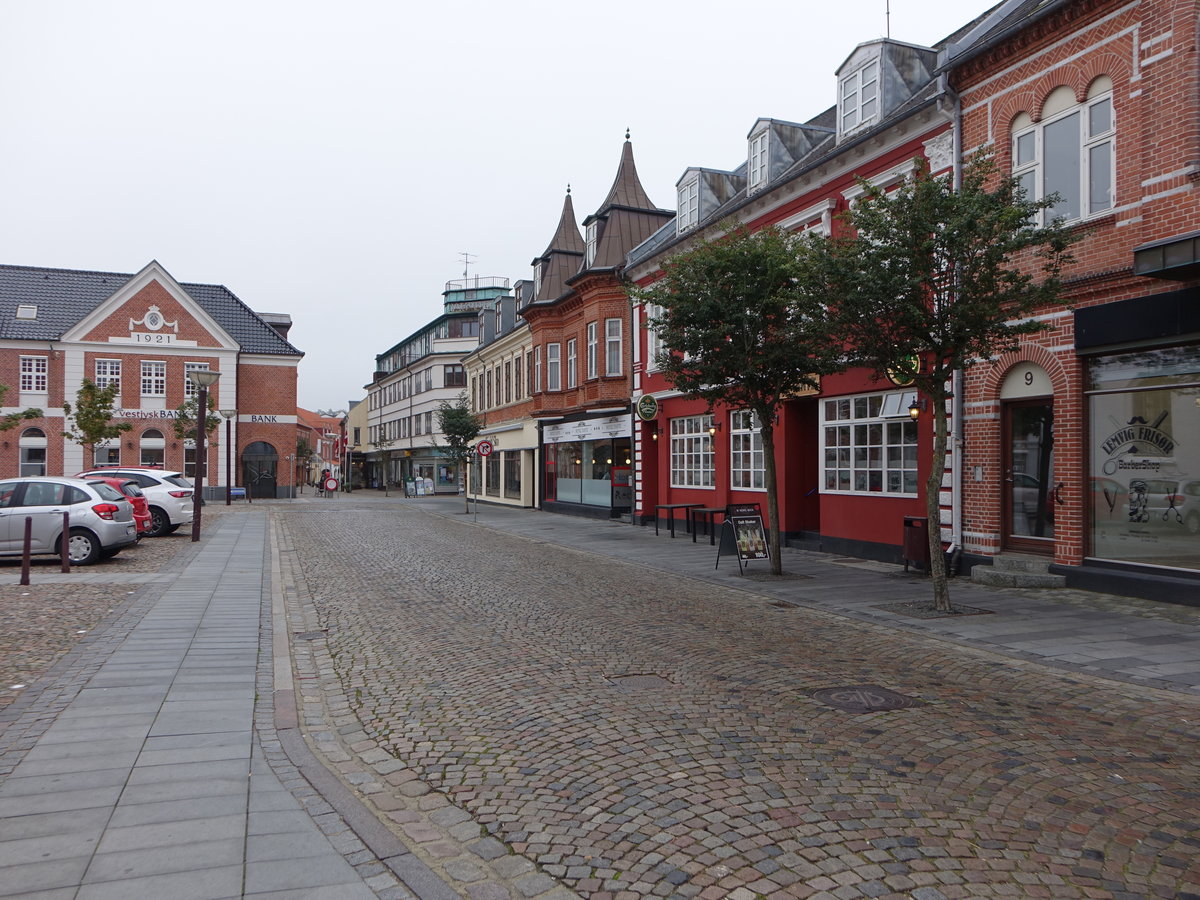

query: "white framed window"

left=585, top=221, right=599, bottom=266
left=730, top=411, right=765, bottom=490
left=95, top=359, right=121, bottom=394
left=645, top=303, right=666, bottom=371
left=605, top=318, right=622, bottom=376
left=19, top=356, right=47, bottom=393
left=677, top=178, right=699, bottom=233
left=1012, top=79, right=1115, bottom=224
left=840, top=58, right=880, bottom=134
left=534, top=346, right=542, bottom=393
left=141, top=360, right=166, bottom=397
left=670, top=415, right=715, bottom=488
left=140, top=428, right=165, bottom=467
left=546, top=343, right=561, bottom=391
left=821, top=393, right=918, bottom=494
left=748, top=130, right=769, bottom=192
left=184, top=362, right=210, bottom=399
left=566, top=339, right=577, bottom=388
left=586, top=322, right=598, bottom=379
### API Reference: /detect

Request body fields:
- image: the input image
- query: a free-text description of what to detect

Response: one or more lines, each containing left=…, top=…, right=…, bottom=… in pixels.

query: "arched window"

left=1012, top=76, right=1114, bottom=224
left=140, top=428, right=165, bottom=467
left=19, top=427, right=47, bottom=476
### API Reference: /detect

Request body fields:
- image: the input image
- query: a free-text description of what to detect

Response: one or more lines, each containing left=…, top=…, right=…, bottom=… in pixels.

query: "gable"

left=65, top=261, right=238, bottom=350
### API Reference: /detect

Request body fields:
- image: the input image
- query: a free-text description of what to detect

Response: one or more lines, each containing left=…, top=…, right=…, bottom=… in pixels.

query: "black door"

left=242, top=441, right=278, bottom=499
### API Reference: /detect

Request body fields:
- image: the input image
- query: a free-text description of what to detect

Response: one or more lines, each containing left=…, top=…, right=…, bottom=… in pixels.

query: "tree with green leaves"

left=0, top=383, right=44, bottom=434
left=435, top=393, right=482, bottom=513
left=172, top=393, right=221, bottom=477
left=629, top=222, right=848, bottom=575
left=826, top=153, right=1075, bottom=611
left=62, top=378, right=131, bottom=466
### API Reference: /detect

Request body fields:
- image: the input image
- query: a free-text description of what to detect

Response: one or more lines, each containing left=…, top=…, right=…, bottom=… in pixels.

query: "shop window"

left=486, top=454, right=501, bottom=496
left=730, top=411, right=765, bottom=490
left=503, top=451, right=521, bottom=499
left=1088, top=346, right=1200, bottom=571
left=141, top=428, right=166, bottom=467
left=94, top=442, right=120, bottom=466
left=821, top=393, right=918, bottom=494
left=670, top=416, right=715, bottom=488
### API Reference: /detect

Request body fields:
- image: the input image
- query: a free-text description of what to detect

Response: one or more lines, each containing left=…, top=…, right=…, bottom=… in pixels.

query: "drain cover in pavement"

left=608, top=674, right=673, bottom=692
left=811, top=685, right=921, bottom=713
left=293, top=631, right=327, bottom=640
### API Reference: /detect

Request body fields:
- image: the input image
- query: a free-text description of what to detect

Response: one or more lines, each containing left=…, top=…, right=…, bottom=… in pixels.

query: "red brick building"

left=947, top=0, right=1200, bottom=600
left=522, top=139, right=673, bottom=518
left=628, top=31, right=961, bottom=552
left=0, top=261, right=302, bottom=497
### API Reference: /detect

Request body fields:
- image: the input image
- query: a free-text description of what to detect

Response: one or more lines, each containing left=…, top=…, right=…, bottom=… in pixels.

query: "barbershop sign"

left=543, top=414, right=630, bottom=444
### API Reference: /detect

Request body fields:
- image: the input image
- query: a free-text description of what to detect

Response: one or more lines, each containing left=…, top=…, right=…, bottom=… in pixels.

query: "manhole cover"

left=608, top=674, right=673, bottom=692
left=293, top=631, right=327, bottom=640
left=811, top=685, right=921, bottom=713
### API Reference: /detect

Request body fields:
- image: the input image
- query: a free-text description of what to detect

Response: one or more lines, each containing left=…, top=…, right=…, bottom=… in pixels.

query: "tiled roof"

left=0, top=264, right=302, bottom=356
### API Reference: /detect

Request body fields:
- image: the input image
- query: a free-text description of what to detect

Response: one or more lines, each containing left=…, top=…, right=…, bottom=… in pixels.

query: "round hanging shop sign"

left=636, top=395, right=659, bottom=421
left=476, top=440, right=494, bottom=457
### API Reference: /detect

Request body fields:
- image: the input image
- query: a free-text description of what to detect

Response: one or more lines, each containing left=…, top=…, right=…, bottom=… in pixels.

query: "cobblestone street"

left=279, top=497, right=1200, bottom=900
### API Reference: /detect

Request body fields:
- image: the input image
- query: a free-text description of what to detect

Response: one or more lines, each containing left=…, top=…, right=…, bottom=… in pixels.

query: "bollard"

left=61, top=511, right=71, bottom=573
left=20, top=517, right=32, bottom=586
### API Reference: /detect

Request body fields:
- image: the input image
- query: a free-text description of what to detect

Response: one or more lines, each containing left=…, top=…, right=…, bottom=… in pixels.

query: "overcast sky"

left=1, top=0, right=995, bottom=413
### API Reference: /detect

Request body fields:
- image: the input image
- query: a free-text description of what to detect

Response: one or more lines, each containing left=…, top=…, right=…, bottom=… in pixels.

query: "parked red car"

left=87, top=476, right=152, bottom=538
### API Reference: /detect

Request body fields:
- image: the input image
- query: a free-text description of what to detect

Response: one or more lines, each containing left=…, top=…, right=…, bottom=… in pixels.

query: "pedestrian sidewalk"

left=402, top=493, right=1200, bottom=696
left=0, top=511, right=404, bottom=899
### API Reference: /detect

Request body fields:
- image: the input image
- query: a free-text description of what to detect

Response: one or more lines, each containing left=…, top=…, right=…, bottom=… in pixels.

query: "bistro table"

left=655, top=503, right=703, bottom=538
left=689, top=506, right=727, bottom=545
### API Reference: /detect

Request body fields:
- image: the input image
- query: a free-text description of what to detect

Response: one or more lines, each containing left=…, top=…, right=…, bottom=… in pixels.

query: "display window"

left=1088, top=346, right=1200, bottom=570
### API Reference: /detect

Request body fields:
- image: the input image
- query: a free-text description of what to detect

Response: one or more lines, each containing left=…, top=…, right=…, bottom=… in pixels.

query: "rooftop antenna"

left=459, top=251, right=477, bottom=279
left=886, top=0, right=890, bottom=38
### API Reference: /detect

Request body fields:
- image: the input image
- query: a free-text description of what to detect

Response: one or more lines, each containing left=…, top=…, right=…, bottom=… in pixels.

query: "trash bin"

left=902, top=515, right=930, bottom=573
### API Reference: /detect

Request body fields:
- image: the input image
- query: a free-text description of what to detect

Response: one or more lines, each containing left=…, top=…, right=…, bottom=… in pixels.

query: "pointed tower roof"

left=594, top=133, right=658, bottom=217
left=576, top=133, right=674, bottom=276
left=538, top=188, right=585, bottom=259
left=531, top=188, right=586, bottom=303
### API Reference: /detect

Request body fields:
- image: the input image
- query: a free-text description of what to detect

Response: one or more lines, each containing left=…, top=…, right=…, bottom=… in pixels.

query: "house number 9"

left=1024, top=371, right=1034, bottom=385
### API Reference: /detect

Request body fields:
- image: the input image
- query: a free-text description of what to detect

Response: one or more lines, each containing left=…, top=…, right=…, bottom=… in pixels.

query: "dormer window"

left=840, top=58, right=879, bottom=134
left=677, top=178, right=699, bottom=234
left=585, top=221, right=599, bottom=266
left=748, top=131, right=769, bottom=192
left=534, top=261, right=543, bottom=296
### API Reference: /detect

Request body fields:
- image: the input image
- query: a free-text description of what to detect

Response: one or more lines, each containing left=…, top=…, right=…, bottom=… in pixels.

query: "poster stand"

left=715, top=503, right=770, bottom=573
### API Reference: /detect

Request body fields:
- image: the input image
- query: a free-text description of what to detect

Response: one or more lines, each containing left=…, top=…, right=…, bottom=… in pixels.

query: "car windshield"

left=164, top=475, right=193, bottom=489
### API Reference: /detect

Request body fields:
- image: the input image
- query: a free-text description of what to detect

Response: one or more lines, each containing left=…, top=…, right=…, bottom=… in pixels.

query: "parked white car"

left=75, top=467, right=195, bottom=537
left=0, top=476, right=138, bottom=564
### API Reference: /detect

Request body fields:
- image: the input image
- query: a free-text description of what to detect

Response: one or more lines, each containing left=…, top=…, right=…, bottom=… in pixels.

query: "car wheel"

left=62, top=528, right=101, bottom=566
left=162, top=524, right=181, bottom=535
left=146, top=507, right=170, bottom=537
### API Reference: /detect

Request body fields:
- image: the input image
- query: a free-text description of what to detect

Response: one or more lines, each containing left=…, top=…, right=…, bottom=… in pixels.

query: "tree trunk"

left=761, top=420, right=783, bottom=577
left=927, top=394, right=952, bottom=611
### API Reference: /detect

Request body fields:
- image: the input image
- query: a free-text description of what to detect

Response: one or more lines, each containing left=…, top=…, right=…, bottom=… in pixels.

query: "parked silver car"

left=0, top=476, right=138, bottom=564
left=75, top=467, right=195, bottom=537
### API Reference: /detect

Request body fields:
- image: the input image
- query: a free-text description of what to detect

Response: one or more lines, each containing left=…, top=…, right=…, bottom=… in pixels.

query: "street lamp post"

left=219, top=409, right=237, bottom=505
left=190, top=370, right=221, bottom=541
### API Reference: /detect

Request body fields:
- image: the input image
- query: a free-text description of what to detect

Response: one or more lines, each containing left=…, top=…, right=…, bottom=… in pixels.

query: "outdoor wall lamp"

left=708, top=422, right=722, bottom=436
left=909, top=397, right=928, bottom=420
